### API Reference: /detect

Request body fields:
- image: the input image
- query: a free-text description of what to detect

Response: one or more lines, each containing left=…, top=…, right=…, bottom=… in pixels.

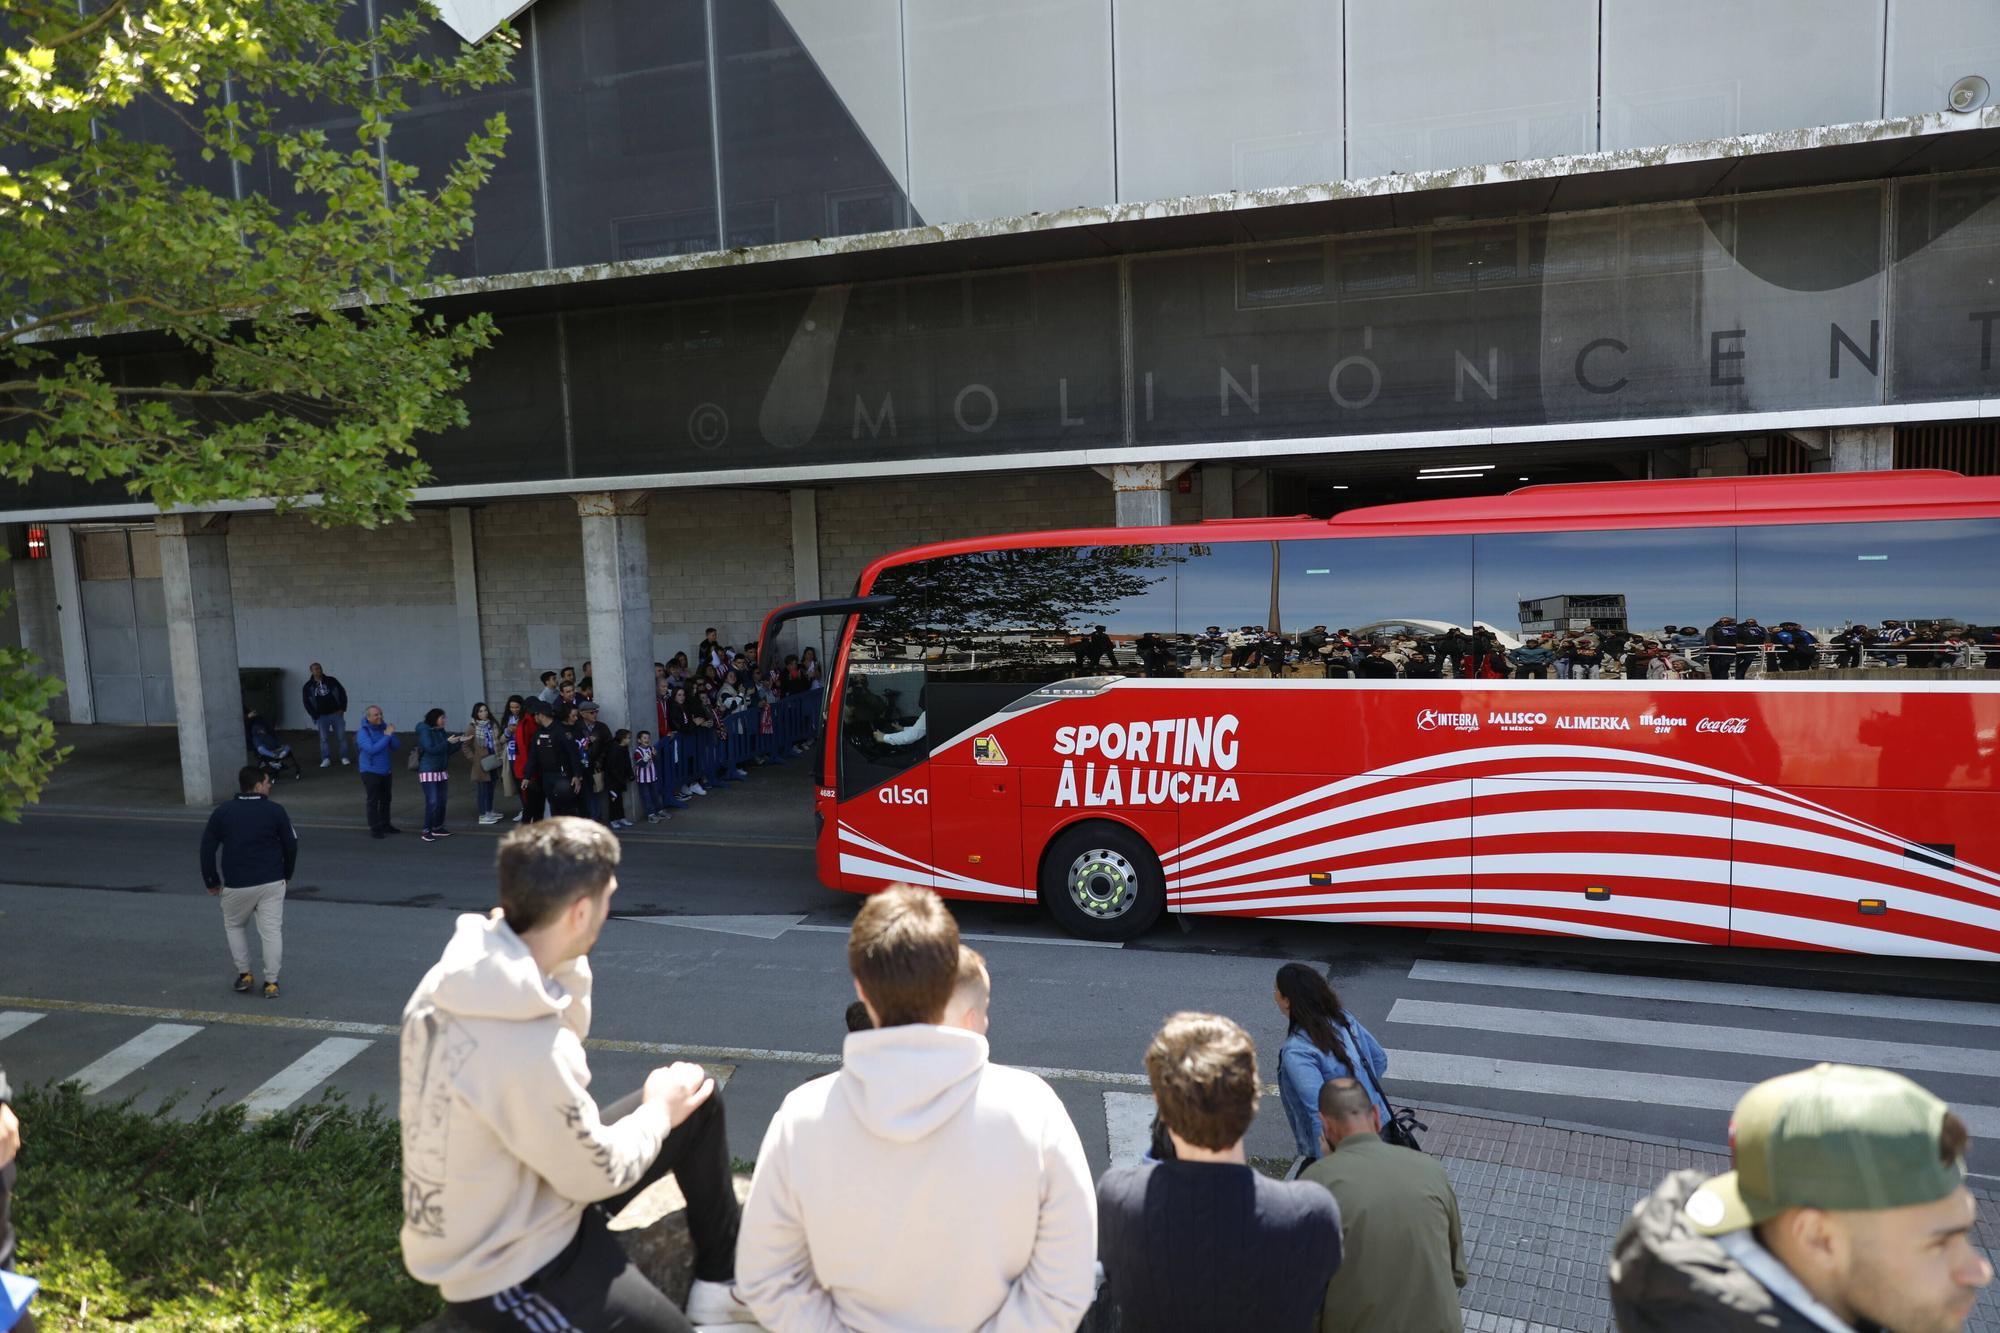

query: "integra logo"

left=877, top=785, right=929, bottom=805
left=1416, top=709, right=1480, bottom=732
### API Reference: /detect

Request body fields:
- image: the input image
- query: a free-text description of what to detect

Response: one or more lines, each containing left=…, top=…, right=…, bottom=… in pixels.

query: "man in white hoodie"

left=737, top=886, right=1097, bottom=1332
left=399, top=818, right=753, bottom=1331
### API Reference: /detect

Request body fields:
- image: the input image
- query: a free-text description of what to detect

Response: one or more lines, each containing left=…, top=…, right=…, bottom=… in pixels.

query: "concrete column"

left=46, top=523, right=94, bottom=724
left=156, top=513, right=242, bottom=805
left=1096, top=462, right=1192, bottom=527
left=1829, top=425, right=1894, bottom=471
left=448, top=507, right=486, bottom=707
left=789, top=488, right=822, bottom=660
left=1200, top=466, right=1234, bottom=520
left=577, top=491, right=653, bottom=736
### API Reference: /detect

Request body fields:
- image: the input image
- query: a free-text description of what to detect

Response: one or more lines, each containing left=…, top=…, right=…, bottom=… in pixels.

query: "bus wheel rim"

left=1066, top=849, right=1137, bottom=919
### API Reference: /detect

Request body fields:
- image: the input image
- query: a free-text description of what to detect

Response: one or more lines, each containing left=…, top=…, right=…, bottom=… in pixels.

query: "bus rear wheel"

left=1040, top=822, right=1166, bottom=942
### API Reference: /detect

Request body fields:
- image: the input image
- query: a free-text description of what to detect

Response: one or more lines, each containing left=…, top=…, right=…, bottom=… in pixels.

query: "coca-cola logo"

left=1696, top=717, right=1750, bottom=734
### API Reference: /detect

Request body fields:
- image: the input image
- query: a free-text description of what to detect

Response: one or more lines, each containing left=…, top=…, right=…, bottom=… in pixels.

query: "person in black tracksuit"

left=526, top=703, right=586, bottom=818
left=1704, top=618, right=1740, bottom=681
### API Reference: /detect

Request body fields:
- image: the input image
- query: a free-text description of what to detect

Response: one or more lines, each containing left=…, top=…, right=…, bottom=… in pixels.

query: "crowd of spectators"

left=394, top=849, right=1992, bottom=1332
left=1097, top=619, right=2000, bottom=681
left=291, top=633, right=823, bottom=841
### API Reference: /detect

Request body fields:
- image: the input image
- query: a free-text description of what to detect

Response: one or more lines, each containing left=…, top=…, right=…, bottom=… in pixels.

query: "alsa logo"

left=877, top=785, right=928, bottom=805
left=1416, top=709, right=1479, bottom=732
left=1696, top=717, right=1751, bottom=734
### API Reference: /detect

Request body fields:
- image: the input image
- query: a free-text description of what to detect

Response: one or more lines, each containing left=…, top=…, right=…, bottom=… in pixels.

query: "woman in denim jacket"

left=1274, top=962, right=1389, bottom=1161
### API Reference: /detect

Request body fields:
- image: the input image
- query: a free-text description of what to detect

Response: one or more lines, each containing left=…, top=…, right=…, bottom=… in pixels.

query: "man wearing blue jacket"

left=201, top=765, right=300, bottom=1000
left=357, top=704, right=402, bottom=839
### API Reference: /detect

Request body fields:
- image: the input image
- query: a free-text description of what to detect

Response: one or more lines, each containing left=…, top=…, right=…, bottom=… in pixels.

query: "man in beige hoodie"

left=737, top=886, right=1097, bottom=1332
left=399, top=818, right=754, bottom=1331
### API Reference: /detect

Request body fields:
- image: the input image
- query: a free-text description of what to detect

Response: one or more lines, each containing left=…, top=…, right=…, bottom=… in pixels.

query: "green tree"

left=0, top=0, right=515, bottom=817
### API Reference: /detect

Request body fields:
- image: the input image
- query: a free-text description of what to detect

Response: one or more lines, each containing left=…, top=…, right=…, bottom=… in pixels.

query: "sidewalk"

left=29, top=723, right=816, bottom=844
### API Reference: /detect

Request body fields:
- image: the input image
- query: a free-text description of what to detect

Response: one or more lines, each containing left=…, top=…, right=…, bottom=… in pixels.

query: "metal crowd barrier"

left=640, top=687, right=821, bottom=804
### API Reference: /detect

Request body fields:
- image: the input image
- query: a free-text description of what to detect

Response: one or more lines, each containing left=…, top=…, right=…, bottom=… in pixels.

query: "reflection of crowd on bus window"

left=1064, top=617, right=2000, bottom=681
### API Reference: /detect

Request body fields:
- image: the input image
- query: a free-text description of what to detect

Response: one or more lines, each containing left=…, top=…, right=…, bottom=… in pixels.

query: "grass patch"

left=10, top=1082, right=439, bottom=1331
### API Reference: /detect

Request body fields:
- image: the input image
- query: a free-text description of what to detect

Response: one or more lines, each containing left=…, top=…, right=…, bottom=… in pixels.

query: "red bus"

left=760, top=471, right=2000, bottom=960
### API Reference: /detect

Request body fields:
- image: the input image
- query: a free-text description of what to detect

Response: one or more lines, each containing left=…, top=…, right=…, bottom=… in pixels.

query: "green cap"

left=1685, top=1063, right=1965, bottom=1236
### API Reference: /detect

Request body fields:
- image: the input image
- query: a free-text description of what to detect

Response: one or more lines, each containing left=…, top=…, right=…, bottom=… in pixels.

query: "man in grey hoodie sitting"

left=737, top=885, right=1097, bottom=1332
left=398, top=818, right=755, bottom=1331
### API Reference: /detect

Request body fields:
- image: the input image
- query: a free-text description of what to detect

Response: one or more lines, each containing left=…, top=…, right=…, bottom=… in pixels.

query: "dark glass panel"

left=713, top=0, right=912, bottom=247
left=536, top=0, right=716, bottom=267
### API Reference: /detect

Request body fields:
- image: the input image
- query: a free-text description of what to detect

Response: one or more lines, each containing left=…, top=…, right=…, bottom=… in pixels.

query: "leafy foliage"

left=9, top=1082, right=439, bottom=1330
left=0, top=0, right=516, bottom=816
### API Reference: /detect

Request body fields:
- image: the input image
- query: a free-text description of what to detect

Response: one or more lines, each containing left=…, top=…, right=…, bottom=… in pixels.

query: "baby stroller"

left=245, top=710, right=302, bottom=782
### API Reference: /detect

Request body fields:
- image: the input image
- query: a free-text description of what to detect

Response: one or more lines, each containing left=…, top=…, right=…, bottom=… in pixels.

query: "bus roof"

left=856, top=469, right=2000, bottom=586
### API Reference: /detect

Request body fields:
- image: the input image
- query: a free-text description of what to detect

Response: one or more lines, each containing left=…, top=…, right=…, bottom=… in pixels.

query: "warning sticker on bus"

left=973, top=735, right=1008, bottom=766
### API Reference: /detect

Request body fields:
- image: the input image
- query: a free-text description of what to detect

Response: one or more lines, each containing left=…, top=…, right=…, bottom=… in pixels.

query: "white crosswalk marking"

left=1407, top=959, right=2000, bottom=1027
left=0, top=1011, right=45, bottom=1042
left=67, top=1022, right=202, bottom=1094
left=1387, top=1050, right=2000, bottom=1138
left=1387, top=998, right=1999, bottom=1078
left=238, top=1038, right=374, bottom=1122
left=1103, top=1091, right=1155, bottom=1168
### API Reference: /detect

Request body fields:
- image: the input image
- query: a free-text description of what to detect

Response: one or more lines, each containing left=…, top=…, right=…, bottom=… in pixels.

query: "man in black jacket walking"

left=201, top=765, right=300, bottom=999
left=301, top=661, right=351, bottom=768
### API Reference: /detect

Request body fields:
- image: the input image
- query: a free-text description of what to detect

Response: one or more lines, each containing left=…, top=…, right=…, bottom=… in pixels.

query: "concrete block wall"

left=816, top=469, right=1123, bottom=607
left=10, top=557, right=68, bottom=723
left=226, top=511, right=460, bottom=730
left=472, top=499, right=588, bottom=704
left=646, top=489, right=795, bottom=665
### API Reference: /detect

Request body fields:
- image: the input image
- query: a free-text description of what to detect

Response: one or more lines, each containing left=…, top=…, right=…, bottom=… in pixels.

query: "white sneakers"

left=685, top=1279, right=759, bottom=1327
left=320, top=758, right=331, bottom=768
left=478, top=812, right=504, bottom=824
left=341, top=757, right=351, bottom=766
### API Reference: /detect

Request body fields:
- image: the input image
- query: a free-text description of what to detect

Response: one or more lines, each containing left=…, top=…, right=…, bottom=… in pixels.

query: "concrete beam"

left=789, top=488, right=822, bottom=661
left=1829, top=425, right=1895, bottom=471
left=157, top=513, right=242, bottom=805
left=577, top=491, right=654, bottom=737
left=448, top=508, right=486, bottom=709
left=1200, top=466, right=1234, bottom=520
left=1095, top=461, right=1193, bottom=527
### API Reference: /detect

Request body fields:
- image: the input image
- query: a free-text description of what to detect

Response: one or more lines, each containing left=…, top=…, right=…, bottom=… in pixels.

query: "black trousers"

left=447, top=1087, right=741, bottom=1333
left=518, top=781, right=543, bottom=824
left=546, top=782, right=585, bottom=819
left=362, top=771, right=393, bottom=833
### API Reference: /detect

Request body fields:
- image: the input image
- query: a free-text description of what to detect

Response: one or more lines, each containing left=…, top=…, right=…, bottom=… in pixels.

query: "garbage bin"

left=239, top=667, right=284, bottom=726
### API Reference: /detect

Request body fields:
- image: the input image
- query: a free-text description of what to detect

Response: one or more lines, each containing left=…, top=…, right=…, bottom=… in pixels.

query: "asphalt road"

left=4, top=803, right=1999, bottom=1176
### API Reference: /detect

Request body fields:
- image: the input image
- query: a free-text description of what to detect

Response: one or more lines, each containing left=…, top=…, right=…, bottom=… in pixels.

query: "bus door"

left=835, top=663, right=934, bottom=889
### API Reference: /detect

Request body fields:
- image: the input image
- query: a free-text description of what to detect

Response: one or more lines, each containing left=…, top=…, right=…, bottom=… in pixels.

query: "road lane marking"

left=1387, top=1050, right=2000, bottom=1139
left=238, top=1038, right=375, bottom=1121
left=1407, top=960, right=2000, bottom=1028
left=1388, top=999, right=1999, bottom=1078
left=68, top=1022, right=202, bottom=1094
left=0, top=1012, right=45, bottom=1042
left=16, top=807, right=814, bottom=850
left=0, top=994, right=395, bottom=1036
left=1104, top=1091, right=1156, bottom=1167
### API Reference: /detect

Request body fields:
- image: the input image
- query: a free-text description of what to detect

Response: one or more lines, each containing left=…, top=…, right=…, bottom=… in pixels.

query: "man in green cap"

left=1610, top=1063, right=1992, bottom=1332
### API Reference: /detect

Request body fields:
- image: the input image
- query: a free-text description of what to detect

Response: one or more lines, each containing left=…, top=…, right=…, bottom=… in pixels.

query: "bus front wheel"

left=1040, top=822, right=1166, bottom=942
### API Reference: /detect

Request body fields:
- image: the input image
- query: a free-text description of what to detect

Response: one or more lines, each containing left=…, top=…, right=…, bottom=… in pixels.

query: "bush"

left=10, top=1082, right=439, bottom=1331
